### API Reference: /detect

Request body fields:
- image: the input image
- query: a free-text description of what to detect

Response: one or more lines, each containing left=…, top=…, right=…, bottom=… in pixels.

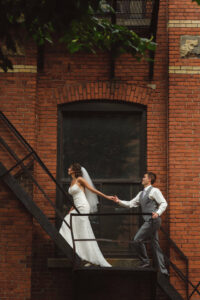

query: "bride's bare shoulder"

left=77, top=176, right=85, bottom=183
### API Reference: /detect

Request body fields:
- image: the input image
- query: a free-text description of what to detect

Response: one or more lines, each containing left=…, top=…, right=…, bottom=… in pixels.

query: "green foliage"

left=192, top=0, right=200, bottom=4
left=63, top=16, right=156, bottom=61
left=0, top=0, right=156, bottom=72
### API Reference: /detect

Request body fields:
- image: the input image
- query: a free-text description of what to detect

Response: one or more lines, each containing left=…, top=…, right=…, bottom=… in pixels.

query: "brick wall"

left=0, top=1, right=169, bottom=299
left=168, top=0, right=200, bottom=298
left=31, top=0, right=169, bottom=298
left=0, top=42, right=37, bottom=300
left=0, top=183, right=33, bottom=300
left=1, top=0, right=200, bottom=299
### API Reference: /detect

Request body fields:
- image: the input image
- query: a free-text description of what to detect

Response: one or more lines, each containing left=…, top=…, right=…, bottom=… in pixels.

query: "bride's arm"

left=77, top=177, right=114, bottom=201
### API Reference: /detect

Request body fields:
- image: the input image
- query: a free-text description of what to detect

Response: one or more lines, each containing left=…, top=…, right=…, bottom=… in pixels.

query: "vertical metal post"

left=70, top=213, right=77, bottom=269
left=110, top=0, right=117, bottom=79
left=186, top=259, right=189, bottom=299
left=99, top=182, right=103, bottom=240
left=148, top=0, right=160, bottom=80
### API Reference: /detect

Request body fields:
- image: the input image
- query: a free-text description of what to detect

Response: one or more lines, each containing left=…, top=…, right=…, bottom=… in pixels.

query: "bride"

left=59, top=162, right=113, bottom=267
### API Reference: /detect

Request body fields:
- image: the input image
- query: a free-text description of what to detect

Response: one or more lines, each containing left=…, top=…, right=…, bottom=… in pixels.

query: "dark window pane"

left=91, top=183, right=141, bottom=255
left=58, top=102, right=146, bottom=257
left=63, top=111, right=141, bottom=179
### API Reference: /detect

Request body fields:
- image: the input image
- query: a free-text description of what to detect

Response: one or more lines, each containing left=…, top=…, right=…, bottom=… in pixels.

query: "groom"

left=113, top=172, right=168, bottom=276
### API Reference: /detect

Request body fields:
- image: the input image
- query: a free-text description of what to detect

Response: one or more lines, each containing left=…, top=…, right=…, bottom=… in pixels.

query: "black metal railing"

left=96, top=0, right=159, bottom=37
left=189, top=281, right=200, bottom=299
left=160, top=226, right=189, bottom=298
left=60, top=177, right=142, bottom=255
left=1, top=111, right=200, bottom=299
left=70, top=212, right=200, bottom=299
left=70, top=212, right=153, bottom=267
left=160, top=227, right=200, bottom=299
left=95, top=0, right=160, bottom=79
left=0, top=111, right=80, bottom=231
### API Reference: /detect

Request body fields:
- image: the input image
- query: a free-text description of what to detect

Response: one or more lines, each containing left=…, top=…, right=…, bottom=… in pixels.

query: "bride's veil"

left=81, top=166, right=99, bottom=213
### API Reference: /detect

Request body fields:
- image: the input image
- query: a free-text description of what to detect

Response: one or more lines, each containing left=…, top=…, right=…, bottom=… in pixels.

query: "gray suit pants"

left=133, top=217, right=168, bottom=275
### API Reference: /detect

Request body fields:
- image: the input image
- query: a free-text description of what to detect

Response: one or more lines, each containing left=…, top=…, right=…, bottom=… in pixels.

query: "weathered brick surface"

left=0, top=42, right=37, bottom=300
left=0, top=0, right=200, bottom=299
left=0, top=183, right=32, bottom=300
left=168, top=1, right=200, bottom=299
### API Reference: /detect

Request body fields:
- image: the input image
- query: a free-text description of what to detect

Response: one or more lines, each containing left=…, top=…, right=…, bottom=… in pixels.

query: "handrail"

left=0, top=151, right=34, bottom=177
left=70, top=213, right=200, bottom=299
left=70, top=212, right=153, bottom=268
left=0, top=111, right=79, bottom=214
left=160, top=226, right=200, bottom=299
left=160, top=226, right=188, bottom=262
left=166, top=258, right=200, bottom=298
left=1, top=111, right=200, bottom=298
left=160, top=225, right=189, bottom=299
left=61, top=178, right=141, bottom=184
left=0, top=136, right=72, bottom=230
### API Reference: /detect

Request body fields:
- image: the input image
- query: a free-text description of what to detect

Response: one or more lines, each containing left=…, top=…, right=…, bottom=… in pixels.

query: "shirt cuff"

left=118, top=200, right=130, bottom=208
left=156, top=209, right=162, bottom=216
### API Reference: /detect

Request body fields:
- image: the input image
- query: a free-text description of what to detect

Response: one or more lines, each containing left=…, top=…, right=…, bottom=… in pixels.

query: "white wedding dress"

left=59, top=183, right=111, bottom=267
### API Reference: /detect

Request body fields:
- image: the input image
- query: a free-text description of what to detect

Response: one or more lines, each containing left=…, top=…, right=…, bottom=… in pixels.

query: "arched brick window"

left=57, top=100, right=147, bottom=256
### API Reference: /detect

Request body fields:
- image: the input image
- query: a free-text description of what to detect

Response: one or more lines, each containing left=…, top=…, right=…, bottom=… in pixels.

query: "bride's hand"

left=106, top=195, right=115, bottom=201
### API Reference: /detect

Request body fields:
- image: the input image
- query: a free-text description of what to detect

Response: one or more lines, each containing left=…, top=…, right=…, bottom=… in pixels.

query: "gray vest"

left=140, top=186, right=159, bottom=221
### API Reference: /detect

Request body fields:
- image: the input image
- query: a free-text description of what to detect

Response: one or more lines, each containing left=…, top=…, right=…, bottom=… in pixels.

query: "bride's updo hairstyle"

left=71, top=163, right=82, bottom=178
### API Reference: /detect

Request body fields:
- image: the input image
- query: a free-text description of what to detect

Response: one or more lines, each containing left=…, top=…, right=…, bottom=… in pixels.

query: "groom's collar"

left=144, top=185, right=152, bottom=192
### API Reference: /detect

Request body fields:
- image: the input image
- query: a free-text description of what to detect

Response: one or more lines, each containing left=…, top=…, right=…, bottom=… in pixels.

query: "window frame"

left=56, top=100, right=147, bottom=256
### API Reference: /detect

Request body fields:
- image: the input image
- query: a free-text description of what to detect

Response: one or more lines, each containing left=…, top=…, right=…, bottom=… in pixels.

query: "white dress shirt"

left=118, top=185, right=167, bottom=216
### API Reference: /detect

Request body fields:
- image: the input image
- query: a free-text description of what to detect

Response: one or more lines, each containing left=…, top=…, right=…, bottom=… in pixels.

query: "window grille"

left=98, top=0, right=159, bottom=37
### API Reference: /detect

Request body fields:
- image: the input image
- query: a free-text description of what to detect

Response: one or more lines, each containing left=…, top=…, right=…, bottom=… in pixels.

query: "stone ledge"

left=169, top=65, right=200, bottom=74
left=168, top=20, right=200, bottom=28
left=0, top=65, right=37, bottom=73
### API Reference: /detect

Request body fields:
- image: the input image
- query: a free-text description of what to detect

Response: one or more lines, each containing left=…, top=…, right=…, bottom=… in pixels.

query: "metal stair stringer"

left=0, top=162, right=80, bottom=264
left=157, top=274, right=184, bottom=300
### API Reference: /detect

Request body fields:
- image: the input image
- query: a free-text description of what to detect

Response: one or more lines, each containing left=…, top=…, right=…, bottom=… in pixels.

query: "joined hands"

left=107, top=195, right=120, bottom=203
left=108, top=197, right=159, bottom=219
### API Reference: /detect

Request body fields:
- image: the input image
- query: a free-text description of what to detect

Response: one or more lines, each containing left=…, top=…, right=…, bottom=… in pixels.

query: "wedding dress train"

left=59, top=183, right=111, bottom=267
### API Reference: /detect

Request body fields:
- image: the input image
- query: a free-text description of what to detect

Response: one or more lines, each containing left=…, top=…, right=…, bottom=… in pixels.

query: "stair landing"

left=73, top=266, right=157, bottom=300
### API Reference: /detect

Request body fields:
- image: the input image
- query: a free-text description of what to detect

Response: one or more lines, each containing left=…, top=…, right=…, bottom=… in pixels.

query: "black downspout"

left=149, top=0, right=160, bottom=80
left=110, top=0, right=117, bottom=79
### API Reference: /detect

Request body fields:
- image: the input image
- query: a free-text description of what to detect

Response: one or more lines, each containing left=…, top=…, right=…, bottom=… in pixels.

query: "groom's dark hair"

left=146, top=172, right=156, bottom=184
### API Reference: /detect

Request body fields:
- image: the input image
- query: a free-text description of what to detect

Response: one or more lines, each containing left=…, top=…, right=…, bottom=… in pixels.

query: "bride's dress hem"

left=59, top=183, right=111, bottom=268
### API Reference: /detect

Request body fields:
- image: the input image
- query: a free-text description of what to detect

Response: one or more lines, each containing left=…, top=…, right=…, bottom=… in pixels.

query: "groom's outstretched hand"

left=113, top=195, right=120, bottom=203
